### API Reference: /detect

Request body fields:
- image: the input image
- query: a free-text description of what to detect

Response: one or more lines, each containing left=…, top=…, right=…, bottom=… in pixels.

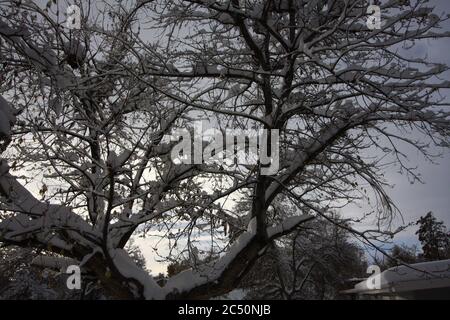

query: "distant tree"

left=125, top=239, right=149, bottom=272
left=241, top=215, right=367, bottom=300
left=374, top=244, right=420, bottom=270
left=416, top=212, right=450, bottom=261
left=167, top=260, right=192, bottom=278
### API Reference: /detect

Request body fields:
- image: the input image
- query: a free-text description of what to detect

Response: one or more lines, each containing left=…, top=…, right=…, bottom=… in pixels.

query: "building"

left=342, top=259, right=450, bottom=300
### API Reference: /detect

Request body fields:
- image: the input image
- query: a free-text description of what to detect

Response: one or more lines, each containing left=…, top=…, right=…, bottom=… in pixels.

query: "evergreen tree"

left=416, top=212, right=450, bottom=261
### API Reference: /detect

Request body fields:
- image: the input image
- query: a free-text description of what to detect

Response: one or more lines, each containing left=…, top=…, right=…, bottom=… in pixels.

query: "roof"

left=342, top=259, right=450, bottom=295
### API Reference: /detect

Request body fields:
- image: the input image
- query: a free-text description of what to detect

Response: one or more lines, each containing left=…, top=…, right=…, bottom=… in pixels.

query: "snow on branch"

left=162, top=217, right=258, bottom=296
left=0, top=20, right=76, bottom=90
left=0, top=161, right=100, bottom=249
left=159, top=213, right=314, bottom=298
left=31, top=255, right=79, bottom=271
left=110, top=248, right=165, bottom=299
left=267, top=214, right=314, bottom=239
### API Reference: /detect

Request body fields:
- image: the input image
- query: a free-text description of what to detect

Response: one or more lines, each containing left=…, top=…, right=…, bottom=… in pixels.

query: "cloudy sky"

left=375, top=0, right=450, bottom=246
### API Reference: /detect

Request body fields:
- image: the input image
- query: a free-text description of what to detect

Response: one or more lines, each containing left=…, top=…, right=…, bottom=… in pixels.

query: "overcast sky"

left=375, top=0, right=450, bottom=247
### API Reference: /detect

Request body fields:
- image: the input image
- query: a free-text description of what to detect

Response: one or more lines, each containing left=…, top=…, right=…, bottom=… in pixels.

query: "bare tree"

left=238, top=199, right=367, bottom=300
left=1, top=0, right=449, bottom=299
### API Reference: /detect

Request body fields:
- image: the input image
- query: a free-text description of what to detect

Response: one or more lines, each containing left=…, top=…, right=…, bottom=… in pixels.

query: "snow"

left=212, top=217, right=256, bottom=274
left=163, top=217, right=258, bottom=295
left=0, top=21, right=76, bottom=91
left=354, top=259, right=450, bottom=292
left=0, top=163, right=99, bottom=248
left=163, top=268, right=209, bottom=295
left=110, top=248, right=164, bottom=299
left=267, top=215, right=313, bottom=238
left=31, top=255, right=78, bottom=271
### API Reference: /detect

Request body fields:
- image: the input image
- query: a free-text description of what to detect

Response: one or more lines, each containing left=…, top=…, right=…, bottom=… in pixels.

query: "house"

left=342, top=259, right=450, bottom=300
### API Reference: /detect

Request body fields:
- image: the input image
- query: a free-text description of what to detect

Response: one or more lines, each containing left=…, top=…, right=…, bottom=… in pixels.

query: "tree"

left=1, top=0, right=450, bottom=299
left=374, top=243, right=420, bottom=270
left=240, top=213, right=367, bottom=300
left=0, top=246, right=59, bottom=300
left=0, top=246, right=94, bottom=300
left=0, top=239, right=146, bottom=300
left=416, top=212, right=450, bottom=261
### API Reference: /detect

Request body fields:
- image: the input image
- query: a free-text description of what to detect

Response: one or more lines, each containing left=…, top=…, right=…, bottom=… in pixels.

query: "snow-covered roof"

left=343, top=259, right=450, bottom=295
